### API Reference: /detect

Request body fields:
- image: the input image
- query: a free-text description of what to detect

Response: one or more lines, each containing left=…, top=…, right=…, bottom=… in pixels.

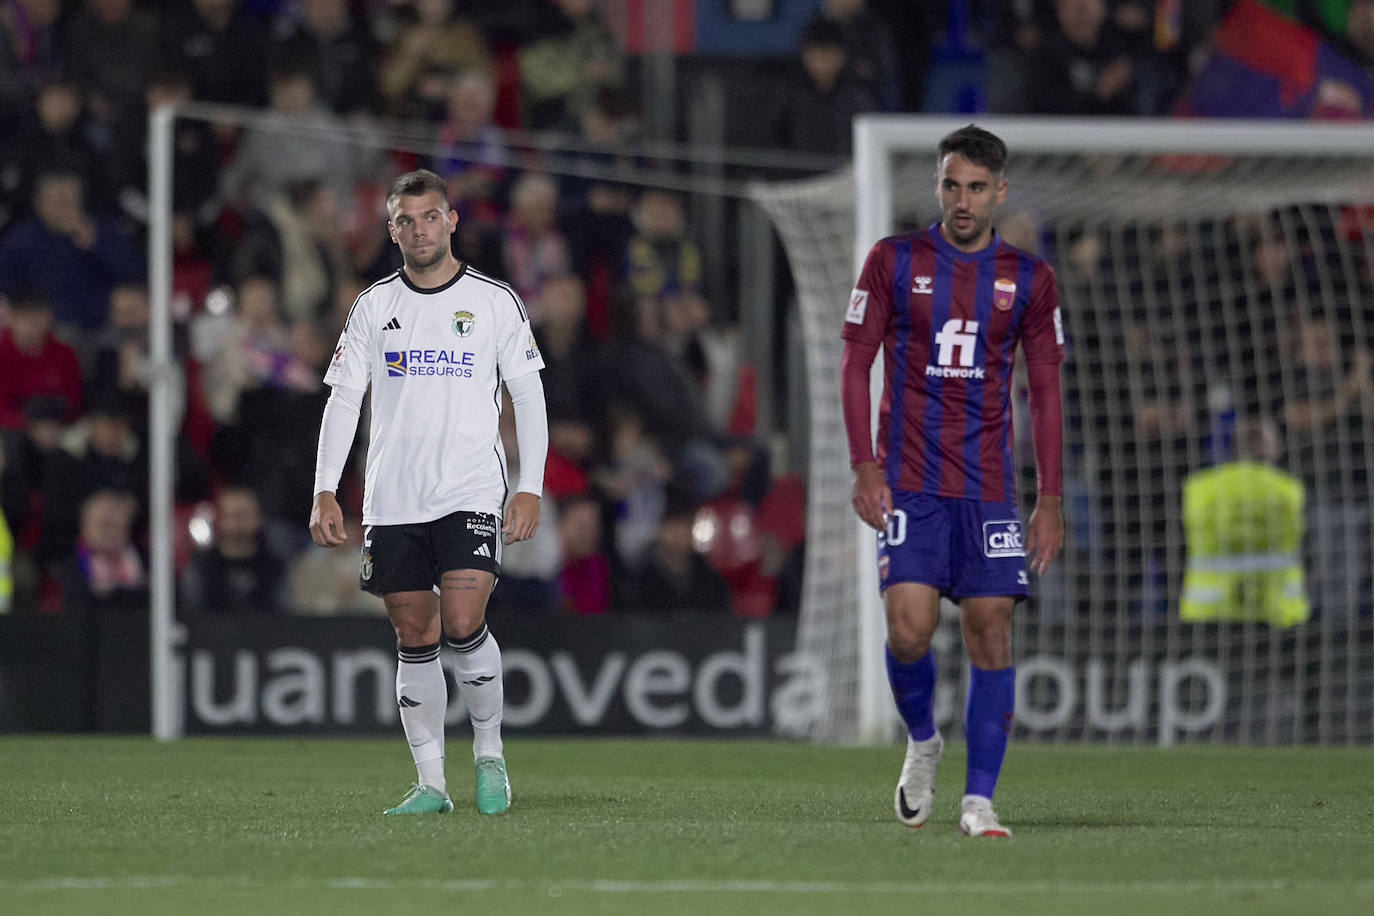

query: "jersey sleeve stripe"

left=465, top=267, right=529, bottom=322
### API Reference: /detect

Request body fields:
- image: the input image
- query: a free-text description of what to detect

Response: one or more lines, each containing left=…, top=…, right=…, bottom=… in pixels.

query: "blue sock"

left=964, top=665, right=1016, bottom=799
left=885, top=646, right=937, bottom=741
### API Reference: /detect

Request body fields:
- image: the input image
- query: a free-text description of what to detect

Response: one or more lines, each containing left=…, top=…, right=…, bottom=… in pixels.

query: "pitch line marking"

left=10, top=877, right=1374, bottom=895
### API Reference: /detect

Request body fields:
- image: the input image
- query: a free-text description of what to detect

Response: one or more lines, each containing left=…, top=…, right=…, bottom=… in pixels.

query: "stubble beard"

left=403, top=243, right=449, bottom=274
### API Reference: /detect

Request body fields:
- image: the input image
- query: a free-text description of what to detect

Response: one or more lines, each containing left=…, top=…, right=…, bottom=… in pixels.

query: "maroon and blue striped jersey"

left=841, top=224, right=1064, bottom=503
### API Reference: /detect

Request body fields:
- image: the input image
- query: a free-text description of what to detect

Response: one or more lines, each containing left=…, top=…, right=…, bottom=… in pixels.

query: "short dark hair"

left=937, top=124, right=1008, bottom=174
left=800, top=16, right=847, bottom=50
left=386, top=169, right=448, bottom=211
left=7, top=286, right=51, bottom=312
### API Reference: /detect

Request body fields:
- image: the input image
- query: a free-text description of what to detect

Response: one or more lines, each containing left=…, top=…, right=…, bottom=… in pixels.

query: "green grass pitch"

left=1, top=736, right=1371, bottom=915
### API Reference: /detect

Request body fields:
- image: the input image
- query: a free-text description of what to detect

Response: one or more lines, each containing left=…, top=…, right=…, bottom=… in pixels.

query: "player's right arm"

left=309, top=384, right=365, bottom=546
left=310, top=292, right=374, bottom=547
left=840, top=241, right=894, bottom=532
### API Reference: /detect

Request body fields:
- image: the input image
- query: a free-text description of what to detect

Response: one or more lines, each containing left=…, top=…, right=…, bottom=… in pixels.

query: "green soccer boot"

left=383, top=783, right=453, bottom=815
left=474, top=757, right=511, bottom=815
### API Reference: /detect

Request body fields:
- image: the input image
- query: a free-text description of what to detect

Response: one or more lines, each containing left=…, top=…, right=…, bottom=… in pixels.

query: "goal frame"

left=848, top=115, right=1374, bottom=745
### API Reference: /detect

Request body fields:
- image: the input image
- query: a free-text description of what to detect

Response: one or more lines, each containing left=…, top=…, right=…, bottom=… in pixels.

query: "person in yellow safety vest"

left=1180, top=415, right=1309, bottom=627
left=0, top=504, right=11, bottom=613
left=1, top=436, right=12, bottom=613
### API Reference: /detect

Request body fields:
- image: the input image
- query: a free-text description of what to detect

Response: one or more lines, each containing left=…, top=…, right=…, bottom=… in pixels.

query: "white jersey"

left=323, top=265, right=544, bottom=525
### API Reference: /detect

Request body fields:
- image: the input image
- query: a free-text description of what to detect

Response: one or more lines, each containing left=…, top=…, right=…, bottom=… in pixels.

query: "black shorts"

left=360, top=511, right=501, bottom=595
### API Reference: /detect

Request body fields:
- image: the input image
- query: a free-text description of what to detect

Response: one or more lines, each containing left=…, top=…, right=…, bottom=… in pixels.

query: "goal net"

left=750, top=116, right=1374, bottom=745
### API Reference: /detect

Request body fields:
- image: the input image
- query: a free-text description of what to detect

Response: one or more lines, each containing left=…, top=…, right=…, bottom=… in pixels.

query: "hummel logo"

left=473, top=543, right=491, bottom=558
left=383, top=317, right=402, bottom=331
left=462, top=675, right=496, bottom=687
left=398, top=695, right=421, bottom=708
left=912, top=275, right=933, bottom=295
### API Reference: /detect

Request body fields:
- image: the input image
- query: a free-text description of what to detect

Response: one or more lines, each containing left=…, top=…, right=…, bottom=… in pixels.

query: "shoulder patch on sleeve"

left=1053, top=307, right=1064, bottom=345
left=845, top=289, right=869, bottom=324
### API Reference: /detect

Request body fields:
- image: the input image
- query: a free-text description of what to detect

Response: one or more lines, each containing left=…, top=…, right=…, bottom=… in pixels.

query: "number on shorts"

left=884, top=508, right=908, bottom=547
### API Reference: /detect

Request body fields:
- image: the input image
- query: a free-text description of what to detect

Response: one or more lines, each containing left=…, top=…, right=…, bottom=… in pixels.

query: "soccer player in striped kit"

left=840, top=125, right=1065, bottom=837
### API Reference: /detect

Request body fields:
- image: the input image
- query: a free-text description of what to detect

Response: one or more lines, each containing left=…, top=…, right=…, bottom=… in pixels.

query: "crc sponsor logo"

left=983, top=520, right=1025, bottom=558
left=927, top=318, right=983, bottom=379
left=384, top=349, right=475, bottom=378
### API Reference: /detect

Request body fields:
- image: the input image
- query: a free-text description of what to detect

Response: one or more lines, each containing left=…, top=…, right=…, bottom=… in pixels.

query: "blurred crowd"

left=1, top=0, right=1373, bottom=620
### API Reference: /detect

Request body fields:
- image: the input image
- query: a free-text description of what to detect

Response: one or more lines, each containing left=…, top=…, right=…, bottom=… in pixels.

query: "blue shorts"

left=877, top=491, right=1029, bottom=599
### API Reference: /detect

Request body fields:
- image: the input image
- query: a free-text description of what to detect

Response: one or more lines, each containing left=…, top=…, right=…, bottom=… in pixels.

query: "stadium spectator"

left=0, top=169, right=144, bottom=334
left=37, top=392, right=146, bottom=569
left=0, top=76, right=111, bottom=232
left=0, top=288, right=82, bottom=430
left=232, top=319, right=330, bottom=539
left=433, top=69, right=508, bottom=269
left=1342, top=0, right=1374, bottom=72
left=380, top=0, right=491, bottom=120
left=1021, top=0, right=1141, bottom=115
left=590, top=403, right=671, bottom=570
left=1279, top=309, right=1374, bottom=619
left=161, top=0, right=270, bottom=107
left=0, top=0, right=64, bottom=132
left=217, top=65, right=376, bottom=217
left=502, top=171, right=570, bottom=323
left=1180, top=415, right=1310, bottom=627
left=227, top=177, right=350, bottom=326
left=487, top=491, right=561, bottom=617
left=559, top=85, right=639, bottom=327
left=271, top=0, right=380, bottom=116
left=287, top=517, right=387, bottom=615
left=555, top=491, right=609, bottom=615
left=532, top=273, right=599, bottom=497
left=808, top=0, right=904, bottom=111
left=49, top=487, right=145, bottom=614
left=180, top=486, right=286, bottom=616
left=190, top=273, right=289, bottom=428
left=85, top=283, right=184, bottom=439
left=0, top=395, right=67, bottom=609
left=0, top=437, right=10, bottom=613
left=624, top=188, right=701, bottom=326
left=618, top=501, right=731, bottom=615
left=107, top=68, right=220, bottom=231
left=60, top=0, right=159, bottom=134
left=517, top=0, right=624, bottom=131
left=761, top=16, right=877, bottom=156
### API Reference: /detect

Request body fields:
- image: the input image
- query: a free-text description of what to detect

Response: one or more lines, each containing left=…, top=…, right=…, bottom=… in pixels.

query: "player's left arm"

left=497, top=294, right=548, bottom=544
left=503, top=370, right=547, bottom=544
left=1021, top=264, right=1066, bottom=575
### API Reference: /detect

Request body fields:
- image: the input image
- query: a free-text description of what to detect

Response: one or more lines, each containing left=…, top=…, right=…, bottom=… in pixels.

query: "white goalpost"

left=752, top=115, right=1374, bottom=746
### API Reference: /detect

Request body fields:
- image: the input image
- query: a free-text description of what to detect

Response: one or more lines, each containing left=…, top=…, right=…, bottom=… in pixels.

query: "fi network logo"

left=927, top=319, right=983, bottom=379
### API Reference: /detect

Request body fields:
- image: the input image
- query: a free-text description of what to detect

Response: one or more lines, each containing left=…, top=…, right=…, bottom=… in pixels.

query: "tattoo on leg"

left=441, top=571, right=480, bottom=592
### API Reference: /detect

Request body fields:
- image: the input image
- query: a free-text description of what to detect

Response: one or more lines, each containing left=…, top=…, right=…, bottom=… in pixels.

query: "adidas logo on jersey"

left=473, top=543, right=492, bottom=558
left=383, top=317, right=402, bottom=330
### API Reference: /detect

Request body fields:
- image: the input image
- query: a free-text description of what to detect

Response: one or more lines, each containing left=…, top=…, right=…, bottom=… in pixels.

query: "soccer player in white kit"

left=309, top=169, right=548, bottom=815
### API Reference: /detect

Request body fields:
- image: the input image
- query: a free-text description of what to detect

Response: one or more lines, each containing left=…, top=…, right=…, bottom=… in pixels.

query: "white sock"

left=396, top=642, right=447, bottom=793
left=447, top=622, right=504, bottom=761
